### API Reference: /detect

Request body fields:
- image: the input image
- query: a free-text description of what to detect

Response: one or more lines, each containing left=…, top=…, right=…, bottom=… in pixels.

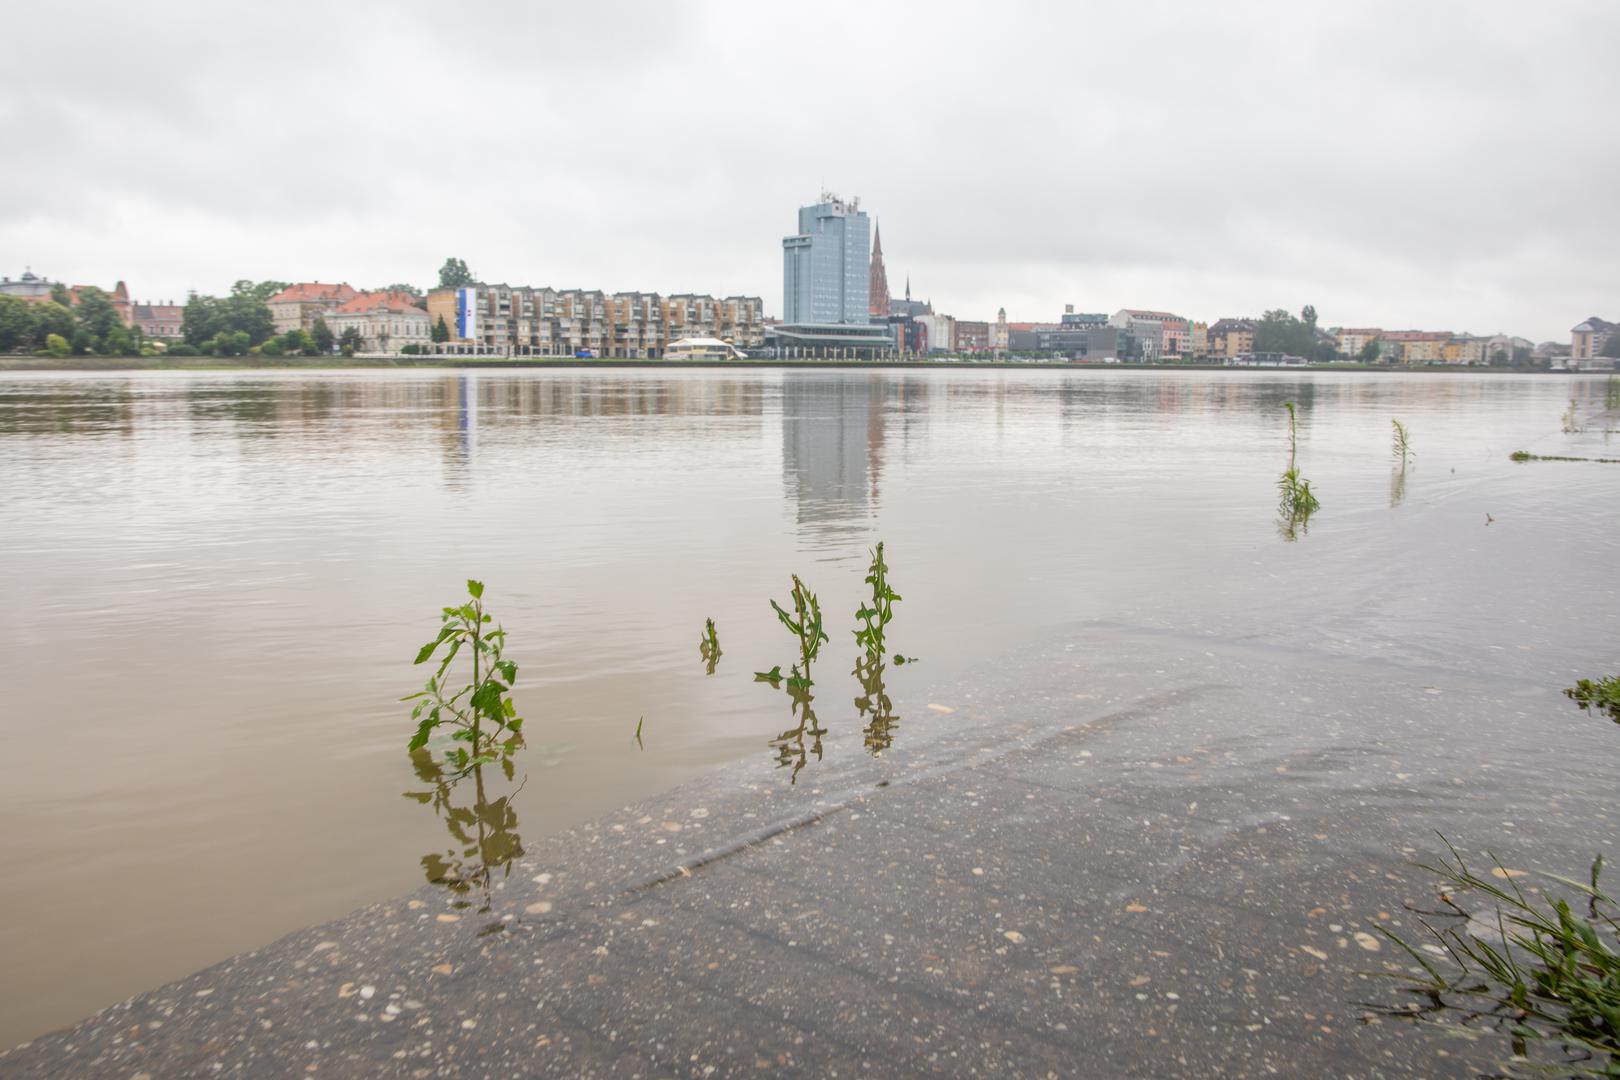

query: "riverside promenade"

left=4, top=625, right=1610, bottom=1078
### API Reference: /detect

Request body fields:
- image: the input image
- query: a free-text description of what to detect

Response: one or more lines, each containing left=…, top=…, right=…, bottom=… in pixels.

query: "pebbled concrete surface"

left=5, top=625, right=1617, bottom=1078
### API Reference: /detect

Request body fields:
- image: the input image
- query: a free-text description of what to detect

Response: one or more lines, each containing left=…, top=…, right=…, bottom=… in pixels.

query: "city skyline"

left=3, top=1, right=1617, bottom=342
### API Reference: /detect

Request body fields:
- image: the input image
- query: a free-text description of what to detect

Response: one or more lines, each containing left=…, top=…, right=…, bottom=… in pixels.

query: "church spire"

left=868, top=221, right=891, bottom=318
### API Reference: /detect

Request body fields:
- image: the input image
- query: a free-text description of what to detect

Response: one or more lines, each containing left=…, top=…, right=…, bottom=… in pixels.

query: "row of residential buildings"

left=4, top=240, right=1614, bottom=365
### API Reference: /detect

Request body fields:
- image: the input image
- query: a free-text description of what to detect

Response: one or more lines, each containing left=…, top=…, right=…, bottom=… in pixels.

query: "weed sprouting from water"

left=1377, top=837, right=1620, bottom=1074
left=1566, top=676, right=1620, bottom=724
left=1277, top=402, right=1320, bottom=539
left=1607, top=376, right=1620, bottom=412
left=1563, top=399, right=1581, bottom=434
left=762, top=574, right=829, bottom=689
left=403, top=580, right=524, bottom=774
left=1391, top=419, right=1414, bottom=467
left=698, top=617, right=721, bottom=674
left=854, top=542, right=901, bottom=663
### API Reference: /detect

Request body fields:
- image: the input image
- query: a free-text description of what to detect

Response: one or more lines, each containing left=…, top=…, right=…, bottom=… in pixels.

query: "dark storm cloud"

left=1, top=0, right=1614, bottom=340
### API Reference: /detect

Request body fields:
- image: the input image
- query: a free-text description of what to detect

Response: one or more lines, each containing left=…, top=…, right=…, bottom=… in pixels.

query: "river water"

left=1, top=367, right=1617, bottom=1049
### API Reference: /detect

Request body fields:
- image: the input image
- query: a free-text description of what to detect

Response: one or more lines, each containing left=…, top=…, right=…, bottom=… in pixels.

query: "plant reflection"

left=855, top=656, right=899, bottom=755
left=404, top=749, right=525, bottom=916
left=760, top=671, right=826, bottom=784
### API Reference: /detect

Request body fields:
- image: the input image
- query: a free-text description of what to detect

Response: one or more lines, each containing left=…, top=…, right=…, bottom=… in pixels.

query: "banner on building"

left=456, top=287, right=478, bottom=340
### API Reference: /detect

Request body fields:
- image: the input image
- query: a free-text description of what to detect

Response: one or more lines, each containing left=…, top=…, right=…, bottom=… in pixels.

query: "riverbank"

left=4, top=622, right=1613, bottom=1077
left=0, top=354, right=1578, bottom=374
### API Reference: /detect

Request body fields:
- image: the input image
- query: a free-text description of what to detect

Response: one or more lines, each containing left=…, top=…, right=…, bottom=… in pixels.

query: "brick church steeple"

left=868, top=222, right=891, bottom=318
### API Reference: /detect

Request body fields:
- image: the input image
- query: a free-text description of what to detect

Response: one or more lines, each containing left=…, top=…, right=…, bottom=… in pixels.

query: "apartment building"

left=425, top=285, right=765, bottom=357
left=1335, top=327, right=1382, bottom=358
left=1207, top=318, right=1256, bottom=358
left=1572, top=317, right=1616, bottom=361
left=1380, top=330, right=1452, bottom=364
left=954, top=320, right=990, bottom=352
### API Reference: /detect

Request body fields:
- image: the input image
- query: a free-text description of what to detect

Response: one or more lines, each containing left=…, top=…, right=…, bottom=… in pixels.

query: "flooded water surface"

left=2, top=367, right=1618, bottom=1048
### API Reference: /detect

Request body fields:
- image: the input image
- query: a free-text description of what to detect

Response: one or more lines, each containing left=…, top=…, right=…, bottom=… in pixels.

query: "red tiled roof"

left=268, top=282, right=359, bottom=304
left=332, top=290, right=425, bottom=315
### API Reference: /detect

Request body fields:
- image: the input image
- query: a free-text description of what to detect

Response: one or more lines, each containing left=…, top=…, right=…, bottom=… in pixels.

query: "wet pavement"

left=7, top=622, right=1616, bottom=1078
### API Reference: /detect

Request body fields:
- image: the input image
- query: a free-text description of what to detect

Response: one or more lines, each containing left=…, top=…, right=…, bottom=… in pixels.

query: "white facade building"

left=327, top=291, right=430, bottom=354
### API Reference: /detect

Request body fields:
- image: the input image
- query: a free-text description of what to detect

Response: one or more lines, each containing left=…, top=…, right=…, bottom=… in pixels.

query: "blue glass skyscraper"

left=782, top=194, right=871, bottom=325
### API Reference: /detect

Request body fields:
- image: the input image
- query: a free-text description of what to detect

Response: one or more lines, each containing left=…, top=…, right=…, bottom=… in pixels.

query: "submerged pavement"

left=6, top=624, right=1616, bottom=1078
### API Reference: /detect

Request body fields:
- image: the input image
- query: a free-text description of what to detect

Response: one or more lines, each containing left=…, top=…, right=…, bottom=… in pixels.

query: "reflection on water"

left=783, top=377, right=885, bottom=537
left=855, top=656, right=899, bottom=755
left=405, top=750, right=525, bottom=918
left=769, top=680, right=827, bottom=785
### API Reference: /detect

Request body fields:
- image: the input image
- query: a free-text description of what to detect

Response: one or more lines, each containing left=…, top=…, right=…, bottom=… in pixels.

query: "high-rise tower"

left=782, top=193, right=871, bottom=325
left=868, top=223, right=890, bottom=318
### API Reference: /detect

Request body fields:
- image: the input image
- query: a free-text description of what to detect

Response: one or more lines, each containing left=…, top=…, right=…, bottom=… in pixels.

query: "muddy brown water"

left=1, top=367, right=1616, bottom=1049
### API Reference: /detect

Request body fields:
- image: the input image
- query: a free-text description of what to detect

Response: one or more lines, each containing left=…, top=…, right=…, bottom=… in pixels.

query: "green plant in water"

left=1567, top=676, right=1620, bottom=724
left=1391, top=418, right=1414, bottom=467
left=1277, top=402, right=1320, bottom=539
left=760, top=574, right=828, bottom=689
left=1564, top=399, right=1581, bottom=434
left=698, top=617, right=721, bottom=675
left=1379, top=836, right=1620, bottom=1074
left=1607, top=377, right=1620, bottom=411
left=854, top=542, right=902, bottom=662
left=403, top=580, right=524, bottom=773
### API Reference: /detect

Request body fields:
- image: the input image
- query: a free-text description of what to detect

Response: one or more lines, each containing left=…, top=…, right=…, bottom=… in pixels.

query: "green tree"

left=233, top=280, right=291, bottom=303
left=432, top=315, right=450, bottom=343
left=30, top=302, right=76, bottom=348
left=0, top=296, right=34, bottom=352
left=103, top=325, right=137, bottom=356
left=1513, top=346, right=1533, bottom=366
left=437, top=258, right=474, bottom=289
left=1489, top=348, right=1510, bottom=366
left=311, top=317, right=334, bottom=355
left=183, top=289, right=276, bottom=347
left=1253, top=309, right=1315, bottom=357
left=74, top=286, right=122, bottom=344
left=1602, top=333, right=1620, bottom=360
left=1357, top=339, right=1381, bottom=364
left=50, top=282, right=71, bottom=306
left=281, top=328, right=315, bottom=355
left=44, top=333, right=70, bottom=358
left=338, top=326, right=363, bottom=353
left=260, top=337, right=285, bottom=357
left=70, top=328, right=94, bottom=355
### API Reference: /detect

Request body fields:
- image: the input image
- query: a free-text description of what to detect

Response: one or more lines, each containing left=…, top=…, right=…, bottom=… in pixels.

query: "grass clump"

left=1567, top=676, right=1620, bottom=724
left=403, top=580, right=524, bottom=773
left=1606, top=377, right=1620, bottom=411
left=1382, top=837, right=1620, bottom=1074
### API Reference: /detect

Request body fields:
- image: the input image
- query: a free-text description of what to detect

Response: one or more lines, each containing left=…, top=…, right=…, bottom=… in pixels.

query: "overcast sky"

left=3, top=0, right=1615, bottom=341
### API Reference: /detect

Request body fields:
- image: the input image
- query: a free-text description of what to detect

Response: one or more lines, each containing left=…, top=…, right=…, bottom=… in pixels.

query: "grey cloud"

left=2, top=0, right=1615, bottom=341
